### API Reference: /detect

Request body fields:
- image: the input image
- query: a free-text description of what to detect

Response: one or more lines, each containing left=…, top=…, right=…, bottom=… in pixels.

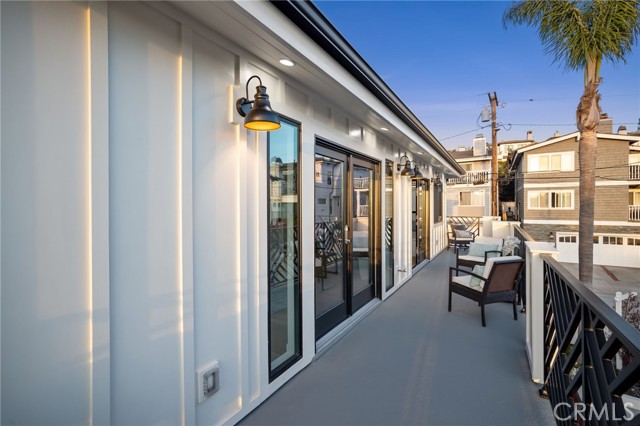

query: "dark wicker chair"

left=448, top=223, right=476, bottom=252
left=448, top=256, right=525, bottom=327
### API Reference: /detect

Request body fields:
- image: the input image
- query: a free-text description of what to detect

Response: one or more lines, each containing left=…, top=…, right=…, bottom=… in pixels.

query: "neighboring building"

left=447, top=131, right=537, bottom=218
left=446, top=134, right=492, bottom=216
left=497, top=130, right=536, bottom=160
left=510, top=129, right=640, bottom=266
left=0, top=1, right=464, bottom=425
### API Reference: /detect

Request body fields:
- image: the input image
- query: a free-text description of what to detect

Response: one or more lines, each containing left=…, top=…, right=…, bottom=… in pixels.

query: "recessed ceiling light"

left=279, top=59, right=295, bottom=67
left=380, top=127, right=389, bottom=131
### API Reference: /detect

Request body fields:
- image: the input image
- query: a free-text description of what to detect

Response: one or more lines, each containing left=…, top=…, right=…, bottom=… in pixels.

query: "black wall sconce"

left=411, top=164, right=425, bottom=181
left=236, top=75, right=281, bottom=131
left=397, top=153, right=414, bottom=177
left=431, top=172, right=442, bottom=185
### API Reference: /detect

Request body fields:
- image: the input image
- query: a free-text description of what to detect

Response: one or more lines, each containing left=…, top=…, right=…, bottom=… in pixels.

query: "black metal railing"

left=541, top=255, right=640, bottom=425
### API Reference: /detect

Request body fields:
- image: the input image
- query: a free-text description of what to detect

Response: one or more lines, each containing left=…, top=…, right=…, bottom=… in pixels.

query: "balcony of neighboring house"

left=447, top=170, right=490, bottom=186
left=630, top=191, right=640, bottom=221
left=353, top=176, right=370, bottom=189
left=241, top=224, right=640, bottom=426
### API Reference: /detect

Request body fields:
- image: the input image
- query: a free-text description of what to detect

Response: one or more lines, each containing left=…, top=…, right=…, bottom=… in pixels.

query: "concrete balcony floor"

left=240, top=250, right=555, bottom=426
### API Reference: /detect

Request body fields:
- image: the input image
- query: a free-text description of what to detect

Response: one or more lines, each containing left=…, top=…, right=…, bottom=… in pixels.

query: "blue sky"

left=315, top=1, right=640, bottom=150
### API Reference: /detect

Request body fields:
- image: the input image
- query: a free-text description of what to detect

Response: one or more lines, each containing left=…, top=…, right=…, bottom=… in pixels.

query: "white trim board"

left=523, top=181, right=633, bottom=189
left=524, top=220, right=640, bottom=227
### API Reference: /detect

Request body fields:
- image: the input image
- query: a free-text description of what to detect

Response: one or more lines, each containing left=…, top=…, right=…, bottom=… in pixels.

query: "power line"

left=508, top=122, right=638, bottom=127
left=440, top=128, right=483, bottom=141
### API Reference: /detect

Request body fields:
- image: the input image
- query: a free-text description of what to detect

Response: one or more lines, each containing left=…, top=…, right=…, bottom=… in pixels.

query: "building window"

left=528, top=152, right=574, bottom=172
left=385, top=160, right=394, bottom=291
left=461, top=163, right=473, bottom=172
left=628, top=238, right=640, bottom=246
left=603, top=236, right=623, bottom=245
left=433, top=182, right=443, bottom=223
left=558, top=235, right=577, bottom=243
left=528, top=190, right=574, bottom=209
left=267, top=117, right=302, bottom=381
left=593, top=236, right=600, bottom=244
left=459, top=190, right=484, bottom=206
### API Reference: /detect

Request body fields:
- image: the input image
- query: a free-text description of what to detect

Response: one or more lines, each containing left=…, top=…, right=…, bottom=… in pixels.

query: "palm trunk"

left=576, top=58, right=601, bottom=285
left=578, top=130, right=597, bottom=284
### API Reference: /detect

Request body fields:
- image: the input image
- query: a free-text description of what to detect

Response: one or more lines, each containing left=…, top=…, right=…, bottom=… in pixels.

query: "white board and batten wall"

left=1, top=2, right=451, bottom=425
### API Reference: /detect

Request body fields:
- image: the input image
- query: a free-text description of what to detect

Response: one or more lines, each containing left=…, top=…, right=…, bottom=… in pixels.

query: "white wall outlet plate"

left=196, top=361, right=219, bottom=404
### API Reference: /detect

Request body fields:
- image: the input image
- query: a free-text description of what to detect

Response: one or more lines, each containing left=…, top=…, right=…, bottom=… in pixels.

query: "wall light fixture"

left=236, top=75, right=281, bottom=131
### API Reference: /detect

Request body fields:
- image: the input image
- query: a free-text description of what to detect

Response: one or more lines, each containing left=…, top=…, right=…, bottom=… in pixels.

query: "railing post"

left=525, top=241, right=558, bottom=383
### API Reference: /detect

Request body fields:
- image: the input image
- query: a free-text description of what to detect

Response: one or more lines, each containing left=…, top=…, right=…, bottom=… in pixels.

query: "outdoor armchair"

left=448, top=223, right=476, bottom=252
left=448, top=256, right=525, bottom=327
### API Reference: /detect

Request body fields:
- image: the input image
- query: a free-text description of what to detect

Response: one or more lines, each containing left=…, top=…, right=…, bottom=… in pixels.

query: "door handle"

left=344, top=238, right=351, bottom=244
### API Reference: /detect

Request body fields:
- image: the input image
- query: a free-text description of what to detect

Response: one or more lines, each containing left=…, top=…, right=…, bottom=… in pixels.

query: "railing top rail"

left=541, top=253, right=640, bottom=353
left=513, top=224, right=535, bottom=242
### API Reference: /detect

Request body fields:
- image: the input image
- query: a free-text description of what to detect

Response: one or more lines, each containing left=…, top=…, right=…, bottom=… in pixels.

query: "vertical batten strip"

left=88, top=2, right=111, bottom=425
left=0, top=1, right=3, bottom=420
left=236, top=122, right=248, bottom=411
left=85, top=6, right=94, bottom=425
left=178, top=26, right=196, bottom=426
left=176, top=52, right=185, bottom=426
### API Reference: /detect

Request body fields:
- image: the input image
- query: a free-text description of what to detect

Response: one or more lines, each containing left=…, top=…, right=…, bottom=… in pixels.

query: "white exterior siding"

left=2, top=3, right=93, bottom=424
left=0, top=2, right=458, bottom=425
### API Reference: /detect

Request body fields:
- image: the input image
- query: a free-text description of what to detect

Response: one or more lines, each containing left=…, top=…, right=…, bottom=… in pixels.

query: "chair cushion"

left=458, top=254, right=485, bottom=264
left=484, top=256, right=523, bottom=276
left=451, top=274, right=482, bottom=292
left=475, top=236, right=503, bottom=251
left=468, top=242, right=499, bottom=258
left=454, top=229, right=473, bottom=238
left=471, top=265, right=485, bottom=288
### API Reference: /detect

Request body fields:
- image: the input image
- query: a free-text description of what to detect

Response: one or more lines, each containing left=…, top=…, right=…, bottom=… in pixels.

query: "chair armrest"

left=484, top=250, right=502, bottom=262
left=449, top=266, right=486, bottom=282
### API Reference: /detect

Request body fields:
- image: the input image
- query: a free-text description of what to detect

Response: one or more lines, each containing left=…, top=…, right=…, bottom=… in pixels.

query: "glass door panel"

left=351, top=160, right=376, bottom=311
left=314, top=149, right=348, bottom=338
left=412, top=179, right=429, bottom=266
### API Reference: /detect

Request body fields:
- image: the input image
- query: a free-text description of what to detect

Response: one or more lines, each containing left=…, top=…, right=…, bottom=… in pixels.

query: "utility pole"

left=488, top=92, right=499, bottom=217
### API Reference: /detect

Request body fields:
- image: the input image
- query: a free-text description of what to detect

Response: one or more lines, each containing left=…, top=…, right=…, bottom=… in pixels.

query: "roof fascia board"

left=265, top=0, right=464, bottom=175
left=515, top=132, right=580, bottom=155
left=596, top=133, right=640, bottom=142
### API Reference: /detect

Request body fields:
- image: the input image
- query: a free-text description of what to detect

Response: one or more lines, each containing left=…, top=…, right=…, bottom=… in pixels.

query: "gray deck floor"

left=240, top=250, right=556, bottom=426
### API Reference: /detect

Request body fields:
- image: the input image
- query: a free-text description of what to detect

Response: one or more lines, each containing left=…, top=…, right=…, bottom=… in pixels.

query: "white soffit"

left=168, top=1, right=459, bottom=174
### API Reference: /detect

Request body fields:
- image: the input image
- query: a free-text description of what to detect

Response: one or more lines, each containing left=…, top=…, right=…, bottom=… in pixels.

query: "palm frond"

left=503, top=0, right=640, bottom=72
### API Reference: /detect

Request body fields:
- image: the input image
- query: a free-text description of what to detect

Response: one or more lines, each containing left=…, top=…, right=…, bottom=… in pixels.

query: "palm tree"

left=503, top=0, right=640, bottom=284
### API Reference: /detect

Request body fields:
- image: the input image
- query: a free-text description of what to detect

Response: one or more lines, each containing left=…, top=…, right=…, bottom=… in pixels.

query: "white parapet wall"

left=525, top=242, right=559, bottom=384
